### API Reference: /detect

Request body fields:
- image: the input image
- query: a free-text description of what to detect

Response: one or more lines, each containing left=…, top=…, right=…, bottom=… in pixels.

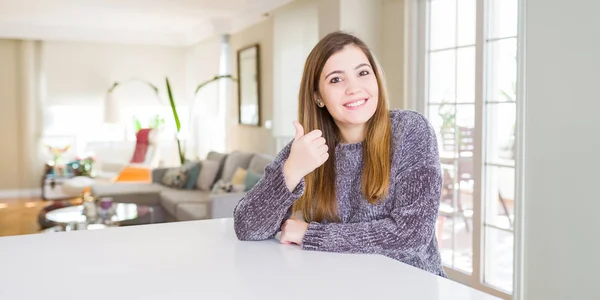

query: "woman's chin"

left=338, top=114, right=376, bottom=127
left=344, top=108, right=377, bottom=124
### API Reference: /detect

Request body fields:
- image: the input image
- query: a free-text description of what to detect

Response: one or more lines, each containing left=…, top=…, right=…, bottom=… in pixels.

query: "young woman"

left=233, top=31, right=446, bottom=277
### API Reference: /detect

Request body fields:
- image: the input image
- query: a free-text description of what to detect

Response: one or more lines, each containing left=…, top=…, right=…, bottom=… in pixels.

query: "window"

left=42, top=103, right=186, bottom=161
left=418, top=0, right=521, bottom=297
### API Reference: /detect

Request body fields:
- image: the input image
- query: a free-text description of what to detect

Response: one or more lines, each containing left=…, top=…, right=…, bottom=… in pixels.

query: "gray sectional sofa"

left=90, top=150, right=273, bottom=223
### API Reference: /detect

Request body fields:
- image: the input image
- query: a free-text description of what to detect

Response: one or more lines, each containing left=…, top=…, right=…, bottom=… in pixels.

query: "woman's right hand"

left=283, top=121, right=329, bottom=192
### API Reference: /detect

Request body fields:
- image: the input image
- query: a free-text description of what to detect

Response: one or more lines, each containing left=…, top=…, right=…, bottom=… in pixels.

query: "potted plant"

left=165, top=75, right=236, bottom=164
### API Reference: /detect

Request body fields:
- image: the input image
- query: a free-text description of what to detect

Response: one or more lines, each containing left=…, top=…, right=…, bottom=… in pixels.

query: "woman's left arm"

left=301, top=165, right=441, bottom=257
left=301, top=112, right=442, bottom=258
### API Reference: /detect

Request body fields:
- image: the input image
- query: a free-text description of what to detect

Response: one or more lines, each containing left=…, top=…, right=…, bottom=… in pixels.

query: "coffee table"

left=44, top=203, right=154, bottom=232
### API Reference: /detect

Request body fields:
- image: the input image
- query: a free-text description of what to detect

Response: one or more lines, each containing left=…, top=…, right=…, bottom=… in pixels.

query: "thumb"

left=293, top=121, right=304, bottom=141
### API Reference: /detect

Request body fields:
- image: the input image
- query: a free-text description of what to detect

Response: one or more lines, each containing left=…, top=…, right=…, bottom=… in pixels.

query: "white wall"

left=272, top=0, right=319, bottom=145
left=229, top=19, right=277, bottom=156
left=523, top=0, right=600, bottom=299
left=185, top=35, right=225, bottom=159
left=381, top=0, right=405, bottom=109
left=338, top=0, right=383, bottom=59
left=44, top=41, right=188, bottom=106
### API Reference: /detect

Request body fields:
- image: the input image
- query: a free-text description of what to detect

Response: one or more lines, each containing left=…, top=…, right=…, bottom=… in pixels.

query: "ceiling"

left=0, top=0, right=295, bottom=46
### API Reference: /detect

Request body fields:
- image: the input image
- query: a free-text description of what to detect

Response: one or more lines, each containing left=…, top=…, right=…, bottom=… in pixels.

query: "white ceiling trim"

left=0, top=22, right=206, bottom=46
left=0, top=0, right=294, bottom=46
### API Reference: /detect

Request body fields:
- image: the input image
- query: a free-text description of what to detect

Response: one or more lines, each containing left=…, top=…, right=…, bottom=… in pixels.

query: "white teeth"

left=345, top=99, right=366, bottom=107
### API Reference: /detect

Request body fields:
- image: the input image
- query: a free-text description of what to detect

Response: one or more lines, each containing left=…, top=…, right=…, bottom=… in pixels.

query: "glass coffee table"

left=44, top=203, right=154, bottom=232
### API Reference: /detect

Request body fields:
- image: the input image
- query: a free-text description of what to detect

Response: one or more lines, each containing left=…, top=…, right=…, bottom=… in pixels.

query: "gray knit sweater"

left=233, top=109, right=446, bottom=277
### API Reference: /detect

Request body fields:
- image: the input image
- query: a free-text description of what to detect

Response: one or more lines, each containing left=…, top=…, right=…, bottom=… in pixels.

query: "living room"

left=0, top=0, right=411, bottom=233
left=0, top=1, right=599, bottom=300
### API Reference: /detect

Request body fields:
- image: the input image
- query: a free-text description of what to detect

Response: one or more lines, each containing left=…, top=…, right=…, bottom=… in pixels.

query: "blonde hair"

left=292, top=31, right=392, bottom=223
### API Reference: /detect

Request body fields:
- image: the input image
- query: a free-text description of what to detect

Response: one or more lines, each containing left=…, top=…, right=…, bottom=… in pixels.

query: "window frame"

left=409, top=0, right=526, bottom=298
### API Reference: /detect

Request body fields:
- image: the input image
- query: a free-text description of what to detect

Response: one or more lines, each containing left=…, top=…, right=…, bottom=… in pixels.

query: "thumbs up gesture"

left=282, top=121, right=329, bottom=191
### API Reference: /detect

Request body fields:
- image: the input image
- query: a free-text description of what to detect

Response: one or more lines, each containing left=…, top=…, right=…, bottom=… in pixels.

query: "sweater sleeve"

left=233, top=142, right=305, bottom=241
left=301, top=113, right=442, bottom=258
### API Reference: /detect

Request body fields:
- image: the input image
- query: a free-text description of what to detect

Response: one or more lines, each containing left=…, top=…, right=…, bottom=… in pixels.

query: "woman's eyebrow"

left=355, top=63, right=372, bottom=70
left=324, top=63, right=372, bottom=79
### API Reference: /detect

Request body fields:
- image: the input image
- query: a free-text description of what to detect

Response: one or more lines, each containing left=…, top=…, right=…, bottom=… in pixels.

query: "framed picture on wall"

left=237, top=44, right=261, bottom=126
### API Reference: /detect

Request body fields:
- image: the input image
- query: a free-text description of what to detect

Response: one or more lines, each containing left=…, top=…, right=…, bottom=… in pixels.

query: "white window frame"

left=406, top=0, right=526, bottom=299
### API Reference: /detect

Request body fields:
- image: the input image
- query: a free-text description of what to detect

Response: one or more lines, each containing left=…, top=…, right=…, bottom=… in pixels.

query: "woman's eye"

left=330, top=77, right=342, bottom=84
left=359, top=70, right=370, bottom=76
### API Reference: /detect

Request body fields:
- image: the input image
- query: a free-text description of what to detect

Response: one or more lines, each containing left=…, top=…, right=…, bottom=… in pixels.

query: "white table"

left=0, top=218, right=500, bottom=300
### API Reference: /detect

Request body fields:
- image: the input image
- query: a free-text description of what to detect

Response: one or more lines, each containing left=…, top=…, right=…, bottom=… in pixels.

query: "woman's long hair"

left=292, top=31, right=392, bottom=223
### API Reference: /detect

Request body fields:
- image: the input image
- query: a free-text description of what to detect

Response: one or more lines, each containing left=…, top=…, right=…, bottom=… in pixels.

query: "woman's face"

left=317, top=44, right=379, bottom=129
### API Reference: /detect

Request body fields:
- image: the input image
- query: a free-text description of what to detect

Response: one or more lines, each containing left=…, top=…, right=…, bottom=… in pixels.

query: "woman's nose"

left=345, top=78, right=361, bottom=95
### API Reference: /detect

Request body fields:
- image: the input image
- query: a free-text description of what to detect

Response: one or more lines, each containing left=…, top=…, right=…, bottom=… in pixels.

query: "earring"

left=316, top=99, right=325, bottom=108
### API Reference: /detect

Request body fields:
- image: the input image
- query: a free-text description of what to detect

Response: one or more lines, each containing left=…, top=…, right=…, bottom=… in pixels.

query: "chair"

left=90, top=128, right=161, bottom=183
left=114, top=128, right=161, bottom=183
left=437, top=126, right=514, bottom=246
left=129, top=128, right=160, bottom=166
left=437, top=126, right=474, bottom=245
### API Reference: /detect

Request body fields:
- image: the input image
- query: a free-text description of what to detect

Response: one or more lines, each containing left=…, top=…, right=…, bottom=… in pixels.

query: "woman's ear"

left=313, top=92, right=325, bottom=108
left=313, top=91, right=320, bottom=102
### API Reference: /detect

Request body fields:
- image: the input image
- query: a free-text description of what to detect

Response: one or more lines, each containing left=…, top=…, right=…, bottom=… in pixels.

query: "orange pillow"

left=115, top=166, right=151, bottom=183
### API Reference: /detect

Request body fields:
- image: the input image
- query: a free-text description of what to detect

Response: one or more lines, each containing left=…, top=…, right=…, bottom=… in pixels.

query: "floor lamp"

left=103, top=78, right=160, bottom=124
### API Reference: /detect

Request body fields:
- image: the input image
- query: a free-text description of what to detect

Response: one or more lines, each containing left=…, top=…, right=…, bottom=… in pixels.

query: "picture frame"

left=237, top=44, right=261, bottom=126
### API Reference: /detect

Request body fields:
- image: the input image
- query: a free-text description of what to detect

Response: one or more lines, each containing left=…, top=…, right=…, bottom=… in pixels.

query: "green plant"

left=107, top=76, right=236, bottom=165
left=501, top=80, right=517, bottom=102
left=165, top=78, right=184, bottom=165
left=133, top=114, right=165, bottom=133
left=165, top=75, right=236, bottom=165
left=438, top=104, right=456, bottom=130
left=134, top=117, right=142, bottom=133
left=108, top=78, right=161, bottom=133
left=108, top=78, right=159, bottom=95
left=150, top=114, right=165, bottom=129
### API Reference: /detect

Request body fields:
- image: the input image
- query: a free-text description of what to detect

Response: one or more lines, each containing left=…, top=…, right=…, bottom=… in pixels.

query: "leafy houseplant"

left=107, top=75, right=236, bottom=165
left=438, top=103, right=456, bottom=131
left=134, top=114, right=165, bottom=133
left=165, top=75, right=236, bottom=165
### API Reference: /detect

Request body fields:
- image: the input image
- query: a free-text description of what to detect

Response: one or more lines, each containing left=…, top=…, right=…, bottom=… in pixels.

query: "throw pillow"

left=161, top=167, right=187, bottom=188
left=182, top=161, right=201, bottom=190
left=197, top=160, right=220, bottom=191
left=244, top=170, right=262, bottom=191
left=210, top=179, right=245, bottom=194
left=231, top=168, right=247, bottom=185
left=211, top=179, right=229, bottom=194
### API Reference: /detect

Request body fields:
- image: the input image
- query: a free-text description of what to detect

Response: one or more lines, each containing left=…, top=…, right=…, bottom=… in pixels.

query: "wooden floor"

left=0, top=198, right=75, bottom=237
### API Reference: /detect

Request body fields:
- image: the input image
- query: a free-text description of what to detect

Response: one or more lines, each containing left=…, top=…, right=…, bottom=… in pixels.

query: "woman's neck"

left=337, top=123, right=365, bottom=144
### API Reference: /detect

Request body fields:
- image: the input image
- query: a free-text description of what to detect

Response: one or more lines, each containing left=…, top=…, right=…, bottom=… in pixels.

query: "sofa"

left=90, top=150, right=273, bottom=223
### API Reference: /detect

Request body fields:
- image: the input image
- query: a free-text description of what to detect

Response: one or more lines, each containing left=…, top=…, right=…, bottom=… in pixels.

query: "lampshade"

left=104, top=93, right=120, bottom=123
